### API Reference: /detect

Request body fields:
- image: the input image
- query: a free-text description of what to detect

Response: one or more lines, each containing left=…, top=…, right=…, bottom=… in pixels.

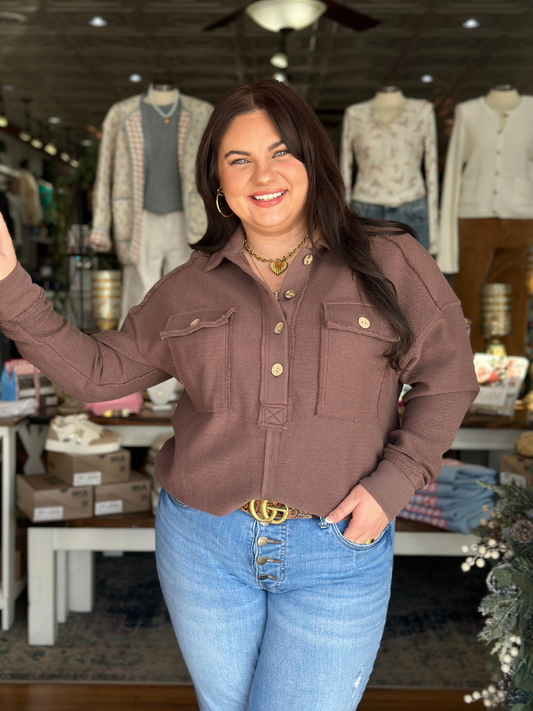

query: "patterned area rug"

left=0, top=552, right=491, bottom=687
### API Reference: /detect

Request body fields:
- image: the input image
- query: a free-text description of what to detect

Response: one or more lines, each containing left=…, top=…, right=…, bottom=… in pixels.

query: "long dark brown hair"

left=194, top=79, right=414, bottom=369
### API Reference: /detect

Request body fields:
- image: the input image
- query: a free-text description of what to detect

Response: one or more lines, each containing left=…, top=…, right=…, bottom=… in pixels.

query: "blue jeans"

left=353, top=196, right=429, bottom=250
left=155, top=488, right=395, bottom=711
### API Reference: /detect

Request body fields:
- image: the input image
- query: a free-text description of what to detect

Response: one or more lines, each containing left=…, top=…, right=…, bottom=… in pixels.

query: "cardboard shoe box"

left=94, top=471, right=151, bottom=516
left=500, top=453, right=533, bottom=489
left=16, top=474, right=94, bottom=522
left=47, top=449, right=131, bottom=487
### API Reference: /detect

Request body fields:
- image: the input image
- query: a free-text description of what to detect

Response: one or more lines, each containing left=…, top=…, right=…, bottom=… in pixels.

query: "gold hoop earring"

left=216, top=188, right=233, bottom=218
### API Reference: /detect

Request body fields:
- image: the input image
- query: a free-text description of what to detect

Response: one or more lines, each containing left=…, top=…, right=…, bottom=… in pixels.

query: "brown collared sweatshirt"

left=0, top=228, right=479, bottom=520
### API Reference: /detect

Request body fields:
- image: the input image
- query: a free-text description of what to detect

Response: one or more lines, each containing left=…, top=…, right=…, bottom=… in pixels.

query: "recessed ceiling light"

left=81, top=139, right=93, bottom=147
left=1, top=84, right=14, bottom=92
left=0, top=115, right=7, bottom=128
left=19, top=130, right=31, bottom=142
left=273, top=71, right=287, bottom=83
left=60, top=152, right=70, bottom=162
left=31, top=137, right=43, bottom=149
left=70, top=159, right=80, bottom=168
left=421, top=74, right=434, bottom=83
left=129, top=74, right=142, bottom=83
left=270, top=52, right=289, bottom=69
left=462, top=18, right=480, bottom=29
left=44, top=142, right=57, bottom=155
left=89, top=16, right=107, bottom=28
left=48, top=116, right=61, bottom=124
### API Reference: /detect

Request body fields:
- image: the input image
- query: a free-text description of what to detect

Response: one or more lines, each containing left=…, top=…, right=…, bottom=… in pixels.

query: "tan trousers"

left=453, top=218, right=533, bottom=357
left=120, top=209, right=190, bottom=326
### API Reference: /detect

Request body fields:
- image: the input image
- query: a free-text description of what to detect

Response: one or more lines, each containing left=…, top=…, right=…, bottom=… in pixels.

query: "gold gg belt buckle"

left=248, top=499, right=289, bottom=524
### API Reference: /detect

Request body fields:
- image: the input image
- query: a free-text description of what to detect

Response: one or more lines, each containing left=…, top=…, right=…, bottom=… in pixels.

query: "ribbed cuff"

left=358, top=458, right=416, bottom=522
left=0, top=262, right=41, bottom=322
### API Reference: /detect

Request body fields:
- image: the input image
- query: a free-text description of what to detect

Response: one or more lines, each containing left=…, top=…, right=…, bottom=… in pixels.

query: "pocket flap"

left=160, top=306, right=237, bottom=339
left=323, top=302, right=397, bottom=342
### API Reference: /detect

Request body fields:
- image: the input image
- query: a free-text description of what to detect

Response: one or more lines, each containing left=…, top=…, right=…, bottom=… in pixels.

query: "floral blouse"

left=340, top=98, right=439, bottom=254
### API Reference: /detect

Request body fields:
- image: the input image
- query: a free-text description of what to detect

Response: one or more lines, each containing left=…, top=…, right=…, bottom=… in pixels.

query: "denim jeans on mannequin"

left=353, top=196, right=429, bottom=251
left=155, top=488, right=395, bottom=711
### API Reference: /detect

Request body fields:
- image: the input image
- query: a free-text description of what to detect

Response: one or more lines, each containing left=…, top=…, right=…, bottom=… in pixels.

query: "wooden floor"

left=0, top=684, right=471, bottom=710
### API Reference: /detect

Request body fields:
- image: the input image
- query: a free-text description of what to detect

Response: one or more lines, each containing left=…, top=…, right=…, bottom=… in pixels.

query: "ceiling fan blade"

left=204, top=6, right=248, bottom=31
left=322, top=0, right=380, bottom=31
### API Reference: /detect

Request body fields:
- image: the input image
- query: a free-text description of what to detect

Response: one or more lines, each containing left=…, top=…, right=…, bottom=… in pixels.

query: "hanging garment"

left=353, top=196, right=429, bottom=251
left=340, top=98, right=439, bottom=255
left=452, top=217, right=533, bottom=357
left=119, top=209, right=190, bottom=324
left=88, top=92, right=213, bottom=265
left=439, top=96, right=533, bottom=274
left=17, top=169, right=43, bottom=227
left=5, top=191, right=25, bottom=247
left=0, top=190, right=14, bottom=239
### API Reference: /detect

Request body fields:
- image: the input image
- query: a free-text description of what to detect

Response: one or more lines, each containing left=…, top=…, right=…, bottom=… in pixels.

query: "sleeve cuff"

left=88, top=227, right=112, bottom=252
left=358, top=458, right=416, bottom=522
left=0, top=262, right=42, bottom=322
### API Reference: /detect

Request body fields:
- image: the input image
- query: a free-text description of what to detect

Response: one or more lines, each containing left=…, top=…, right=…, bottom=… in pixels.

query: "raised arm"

left=0, top=217, right=170, bottom=403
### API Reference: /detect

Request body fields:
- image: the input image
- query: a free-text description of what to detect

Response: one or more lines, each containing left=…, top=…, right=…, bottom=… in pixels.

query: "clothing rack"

left=0, top=164, right=21, bottom=179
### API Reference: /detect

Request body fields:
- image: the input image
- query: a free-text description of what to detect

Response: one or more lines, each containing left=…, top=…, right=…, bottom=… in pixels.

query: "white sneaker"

left=45, top=413, right=121, bottom=455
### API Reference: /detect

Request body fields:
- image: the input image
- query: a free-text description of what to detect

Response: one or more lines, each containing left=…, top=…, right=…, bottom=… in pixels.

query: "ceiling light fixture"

left=246, top=0, right=326, bottom=32
left=270, top=51, right=289, bottom=69
left=421, top=74, right=434, bottom=83
left=0, top=115, right=7, bottom=128
left=31, top=137, right=43, bottom=149
left=48, top=116, right=61, bottom=124
left=81, top=139, right=93, bottom=147
left=60, top=152, right=70, bottom=162
left=273, top=70, right=288, bottom=83
left=44, top=142, right=57, bottom=155
left=129, top=74, right=142, bottom=83
left=462, top=18, right=480, bottom=29
left=1, top=85, right=14, bottom=92
left=70, top=159, right=80, bottom=168
left=89, top=16, right=107, bottom=27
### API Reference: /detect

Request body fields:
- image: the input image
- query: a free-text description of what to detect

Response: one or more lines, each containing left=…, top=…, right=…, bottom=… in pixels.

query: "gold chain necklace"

left=244, top=235, right=308, bottom=275
left=248, top=253, right=280, bottom=300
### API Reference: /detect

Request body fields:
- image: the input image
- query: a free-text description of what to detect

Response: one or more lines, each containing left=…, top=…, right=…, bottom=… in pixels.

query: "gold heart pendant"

left=270, top=259, right=288, bottom=275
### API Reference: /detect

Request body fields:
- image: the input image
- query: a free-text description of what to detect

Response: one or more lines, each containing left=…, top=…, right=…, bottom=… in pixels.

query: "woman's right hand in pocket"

left=0, top=214, right=17, bottom=281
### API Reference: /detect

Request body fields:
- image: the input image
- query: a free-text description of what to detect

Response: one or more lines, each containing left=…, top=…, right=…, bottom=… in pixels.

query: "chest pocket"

left=160, top=307, right=236, bottom=413
left=316, top=302, right=398, bottom=422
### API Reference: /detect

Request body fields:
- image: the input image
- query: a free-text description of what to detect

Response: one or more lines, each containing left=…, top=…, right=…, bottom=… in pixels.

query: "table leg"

left=68, top=551, right=94, bottom=613
left=1, top=427, right=16, bottom=630
left=56, top=550, right=67, bottom=624
left=18, top=424, right=47, bottom=474
left=28, top=528, right=57, bottom=645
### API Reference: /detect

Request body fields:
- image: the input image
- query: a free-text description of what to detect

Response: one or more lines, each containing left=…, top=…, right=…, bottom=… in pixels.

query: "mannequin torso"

left=484, top=87, right=522, bottom=127
left=371, top=87, right=408, bottom=124
left=142, top=84, right=180, bottom=107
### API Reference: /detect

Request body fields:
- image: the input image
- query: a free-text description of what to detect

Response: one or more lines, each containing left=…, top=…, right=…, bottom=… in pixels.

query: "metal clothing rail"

left=0, top=164, right=21, bottom=179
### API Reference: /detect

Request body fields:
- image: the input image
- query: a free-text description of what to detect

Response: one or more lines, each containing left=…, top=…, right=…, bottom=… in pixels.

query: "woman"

left=0, top=79, right=478, bottom=710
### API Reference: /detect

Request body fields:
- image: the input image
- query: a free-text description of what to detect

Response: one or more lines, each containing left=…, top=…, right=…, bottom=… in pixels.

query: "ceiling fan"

left=204, top=0, right=380, bottom=34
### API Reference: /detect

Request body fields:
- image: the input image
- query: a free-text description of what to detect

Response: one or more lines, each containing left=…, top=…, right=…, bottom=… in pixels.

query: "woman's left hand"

left=326, top=484, right=390, bottom=544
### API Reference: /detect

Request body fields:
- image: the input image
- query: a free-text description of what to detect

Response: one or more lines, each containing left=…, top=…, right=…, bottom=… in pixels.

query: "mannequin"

left=340, top=86, right=439, bottom=254
left=439, top=86, right=533, bottom=356
left=371, top=86, right=408, bottom=124
left=88, top=81, right=213, bottom=324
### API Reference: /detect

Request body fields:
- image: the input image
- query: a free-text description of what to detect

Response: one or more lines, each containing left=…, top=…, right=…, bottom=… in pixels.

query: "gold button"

left=190, top=318, right=200, bottom=326
left=257, top=557, right=268, bottom=566
left=274, top=322, right=284, bottom=335
left=358, top=317, right=370, bottom=329
left=258, top=537, right=269, bottom=547
left=303, top=254, right=313, bottom=265
left=271, top=363, right=283, bottom=377
left=284, top=289, right=297, bottom=299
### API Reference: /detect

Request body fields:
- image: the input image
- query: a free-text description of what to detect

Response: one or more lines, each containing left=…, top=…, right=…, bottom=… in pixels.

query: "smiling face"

left=217, top=109, right=309, bottom=239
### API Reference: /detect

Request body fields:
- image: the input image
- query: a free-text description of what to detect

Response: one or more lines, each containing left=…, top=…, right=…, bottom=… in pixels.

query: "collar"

left=202, top=226, right=331, bottom=273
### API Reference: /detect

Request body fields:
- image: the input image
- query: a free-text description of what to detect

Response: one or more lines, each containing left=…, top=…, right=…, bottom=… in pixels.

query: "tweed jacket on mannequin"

left=88, top=93, right=213, bottom=265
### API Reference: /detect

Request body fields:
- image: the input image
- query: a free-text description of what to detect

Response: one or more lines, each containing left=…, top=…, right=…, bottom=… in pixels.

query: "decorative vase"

left=91, top=270, right=122, bottom=331
left=481, top=283, right=512, bottom=357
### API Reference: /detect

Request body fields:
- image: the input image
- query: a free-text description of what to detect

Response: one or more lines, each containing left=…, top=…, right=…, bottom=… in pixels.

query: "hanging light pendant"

left=246, top=0, right=326, bottom=32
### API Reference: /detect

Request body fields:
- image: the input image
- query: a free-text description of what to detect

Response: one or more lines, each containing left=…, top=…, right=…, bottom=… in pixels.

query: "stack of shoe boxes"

left=17, top=449, right=151, bottom=522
